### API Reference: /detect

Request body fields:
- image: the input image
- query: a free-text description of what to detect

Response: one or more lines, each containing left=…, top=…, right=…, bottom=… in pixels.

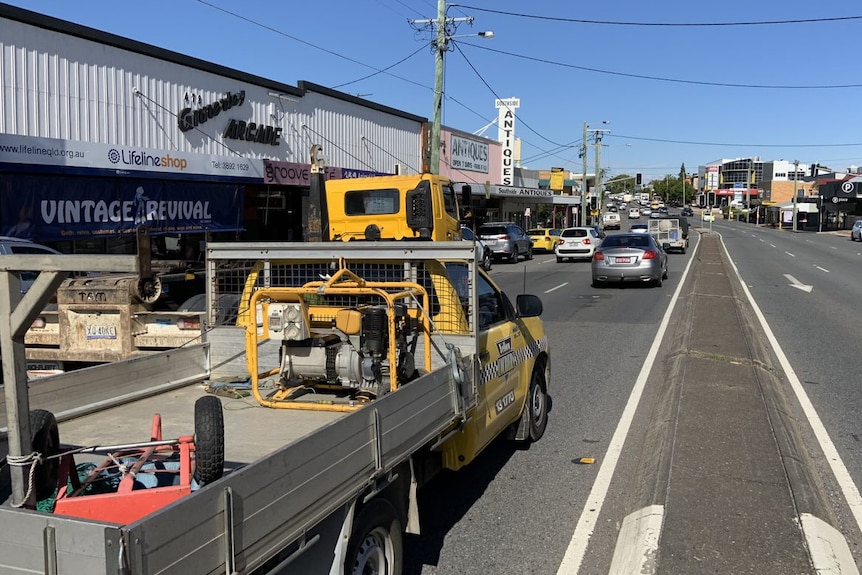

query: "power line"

left=195, top=0, right=429, bottom=91
left=459, top=42, right=862, bottom=89
left=610, top=134, right=862, bottom=148
left=333, top=43, right=429, bottom=89
left=452, top=41, right=569, bottom=148
left=454, top=5, right=862, bottom=27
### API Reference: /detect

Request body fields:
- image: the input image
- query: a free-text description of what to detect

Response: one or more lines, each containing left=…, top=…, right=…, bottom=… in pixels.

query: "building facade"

left=0, top=4, right=425, bottom=251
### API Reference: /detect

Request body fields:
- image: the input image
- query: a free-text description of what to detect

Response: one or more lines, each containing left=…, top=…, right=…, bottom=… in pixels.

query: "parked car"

left=591, top=233, right=669, bottom=288
left=478, top=222, right=532, bottom=263
left=527, top=228, right=562, bottom=252
left=629, top=208, right=641, bottom=219
left=460, top=226, right=493, bottom=270
left=555, top=227, right=603, bottom=262
left=851, top=220, right=862, bottom=241
left=0, top=236, right=62, bottom=293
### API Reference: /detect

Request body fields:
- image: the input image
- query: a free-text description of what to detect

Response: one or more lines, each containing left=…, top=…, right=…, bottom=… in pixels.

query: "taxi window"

left=477, top=273, right=506, bottom=330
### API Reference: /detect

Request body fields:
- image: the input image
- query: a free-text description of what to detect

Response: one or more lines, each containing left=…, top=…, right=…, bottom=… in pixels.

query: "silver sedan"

left=590, top=233, right=669, bottom=288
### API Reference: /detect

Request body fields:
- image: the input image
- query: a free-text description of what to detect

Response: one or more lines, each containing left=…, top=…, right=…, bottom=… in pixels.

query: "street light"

left=411, top=2, right=493, bottom=175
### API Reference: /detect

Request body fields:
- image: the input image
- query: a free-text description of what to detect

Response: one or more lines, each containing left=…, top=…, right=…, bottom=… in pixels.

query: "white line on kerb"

left=555, top=238, right=699, bottom=574
left=544, top=282, right=568, bottom=293
left=814, top=266, right=830, bottom=273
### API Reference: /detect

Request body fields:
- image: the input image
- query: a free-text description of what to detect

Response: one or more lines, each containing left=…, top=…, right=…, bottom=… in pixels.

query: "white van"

left=601, top=212, right=621, bottom=230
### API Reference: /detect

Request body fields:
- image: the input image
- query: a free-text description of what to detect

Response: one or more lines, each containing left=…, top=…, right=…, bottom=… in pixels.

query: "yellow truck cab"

left=324, top=174, right=466, bottom=242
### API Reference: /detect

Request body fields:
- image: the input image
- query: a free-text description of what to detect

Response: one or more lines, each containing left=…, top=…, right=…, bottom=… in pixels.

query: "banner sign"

left=263, top=160, right=390, bottom=185
left=0, top=174, right=244, bottom=242
left=449, top=135, right=489, bottom=173
left=0, top=134, right=264, bottom=180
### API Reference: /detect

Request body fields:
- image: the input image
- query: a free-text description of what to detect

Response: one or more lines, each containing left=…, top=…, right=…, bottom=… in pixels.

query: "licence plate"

left=86, top=325, right=118, bottom=339
left=615, top=256, right=631, bottom=263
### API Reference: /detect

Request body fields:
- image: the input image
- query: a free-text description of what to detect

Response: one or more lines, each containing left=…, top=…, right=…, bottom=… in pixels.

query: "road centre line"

left=814, top=265, right=830, bottom=273
left=555, top=236, right=699, bottom=574
left=544, top=282, right=568, bottom=293
left=786, top=251, right=796, bottom=257
left=770, top=243, right=776, bottom=248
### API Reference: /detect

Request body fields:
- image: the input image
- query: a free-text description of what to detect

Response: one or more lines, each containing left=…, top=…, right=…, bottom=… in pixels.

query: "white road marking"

left=723, top=237, right=862, bottom=573
left=814, top=266, right=830, bottom=273
left=770, top=243, right=776, bottom=248
left=830, top=246, right=837, bottom=250
left=609, top=506, right=665, bottom=574
left=786, top=251, right=796, bottom=257
left=784, top=274, right=813, bottom=293
left=541, top=258, right=557, bottom=264
left=555, top=238, right=698, bottom=575
left=545, top=282, right=568, bottom=294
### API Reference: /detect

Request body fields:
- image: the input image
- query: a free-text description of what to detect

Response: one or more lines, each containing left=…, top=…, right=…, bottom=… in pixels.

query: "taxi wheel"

left=527, top=362, right=549, bottom=441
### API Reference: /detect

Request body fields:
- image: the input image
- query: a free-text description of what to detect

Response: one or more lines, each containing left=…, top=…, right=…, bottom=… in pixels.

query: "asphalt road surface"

left=406, top=224, right=862, bottom=574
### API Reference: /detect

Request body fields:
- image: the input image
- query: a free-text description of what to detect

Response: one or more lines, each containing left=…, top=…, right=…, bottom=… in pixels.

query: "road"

left=406, top=222, right=862, bottom=574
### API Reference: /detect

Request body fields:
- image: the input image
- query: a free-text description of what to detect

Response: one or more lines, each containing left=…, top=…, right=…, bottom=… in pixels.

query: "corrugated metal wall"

left=1, top=14, right=422, bottom=172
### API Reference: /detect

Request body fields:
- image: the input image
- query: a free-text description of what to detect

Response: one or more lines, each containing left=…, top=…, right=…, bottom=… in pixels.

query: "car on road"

left=602, top=212, right=621, bottom=230
left=649, top=211, right=662, bottom=219
left=702, top=212, right=715, bottom=222
left=630, top=223, right=649, bottom=233
left=527, top=227, right=562, bottom=252
left=591, top=232, right=669, bottom=288
left=681, top=207, right=694, bottom=217
left=628, top=208, right=640, bottom=219
left=641, top=207, right=652, bottom=217
left=478, top=222, right=533, bottom=263
left=851, top=220, right=862, bottom=241
left=460, top=226, right=493, bottom=271
left=555, top=226, right=603, bottom=262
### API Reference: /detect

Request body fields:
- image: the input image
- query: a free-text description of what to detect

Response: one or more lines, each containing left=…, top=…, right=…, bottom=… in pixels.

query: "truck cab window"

left=441, top=184, right=458, bottom=220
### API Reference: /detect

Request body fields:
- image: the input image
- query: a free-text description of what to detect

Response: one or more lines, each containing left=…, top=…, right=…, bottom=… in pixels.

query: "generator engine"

left=269, top=302, right=418, bottom=396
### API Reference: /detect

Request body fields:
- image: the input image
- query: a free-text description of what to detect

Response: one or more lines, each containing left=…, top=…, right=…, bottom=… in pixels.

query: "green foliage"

left=604, top=174, right=635, bottom=195
left=651, top=174, right=695, bottom=204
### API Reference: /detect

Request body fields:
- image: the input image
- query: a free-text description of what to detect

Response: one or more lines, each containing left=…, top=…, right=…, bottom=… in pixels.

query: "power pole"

left=580, top=121, right=588, bottom=226
left=594, top=128, right=609, bottom=220
left=792, top=159, right=799, bottom=232
left=411, top=0, right=475, bottom=175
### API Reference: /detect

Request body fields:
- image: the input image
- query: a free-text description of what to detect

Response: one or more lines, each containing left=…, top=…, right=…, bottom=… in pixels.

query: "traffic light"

left=589, top=196, right=598, bottom=211
left=636, top=173, right=642, bottom=185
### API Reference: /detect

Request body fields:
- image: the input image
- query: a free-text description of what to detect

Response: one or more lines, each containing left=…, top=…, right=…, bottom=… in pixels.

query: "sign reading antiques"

left=449, top=135, right=489, bottom=173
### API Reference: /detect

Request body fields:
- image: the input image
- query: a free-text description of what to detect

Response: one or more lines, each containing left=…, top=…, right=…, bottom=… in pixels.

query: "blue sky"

left=6, top=0, right=862, bottom=183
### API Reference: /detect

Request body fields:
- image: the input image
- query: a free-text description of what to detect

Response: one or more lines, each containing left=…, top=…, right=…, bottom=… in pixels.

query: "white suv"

left=556, top=227, right=603, bottom=262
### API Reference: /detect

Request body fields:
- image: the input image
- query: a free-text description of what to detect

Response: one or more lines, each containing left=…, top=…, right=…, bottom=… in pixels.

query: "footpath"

left=610, top=231, right=856, bottom=574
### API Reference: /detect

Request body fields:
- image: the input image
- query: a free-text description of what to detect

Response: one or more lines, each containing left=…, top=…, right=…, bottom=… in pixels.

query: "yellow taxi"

left=527, top=228, right=562, bottom=252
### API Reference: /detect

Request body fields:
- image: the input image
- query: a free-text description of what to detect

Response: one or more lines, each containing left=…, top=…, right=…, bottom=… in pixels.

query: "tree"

left=604, top=174, right=635, bottom=196
left=651, top=173, right=695, bottom=205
